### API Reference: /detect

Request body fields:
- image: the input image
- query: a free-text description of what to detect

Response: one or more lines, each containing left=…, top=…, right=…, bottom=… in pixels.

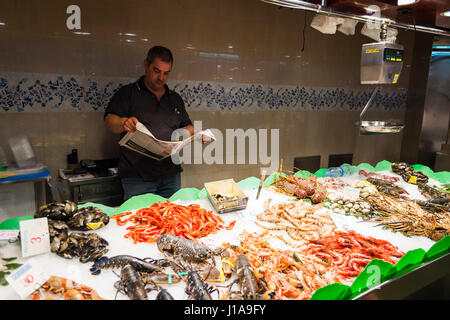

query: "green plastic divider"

left=430, top=171, right=450, bottom=184
left=424, top=235, right=450, bottom=263
left=169, top=187, right=201, bottom=202
left=374, top=160, right=393, bottom=171
left=198, top=187, right=209, bottom=199
left=263, top=173, right=278, bottom=187
left=293, top=170, right=313, bottom=178
left=115, top=193, right=167, bottom=215
left=384, top=248, right=427, bottom=280
left=77, top=202, right=117, bottom=217
left=309, top=283, right=351, bottom=300
left=237, top=176, right=260, bottom=190
left=0, top=216, right=34, bottom=230
left=355, top=163, right=376, bottom=172
left=411, top=164, right=435, bottom=178
left=348, top=259, right=395, bottom=299
left=263, top=172, right=282, bottom=187
left=314, top=168, right=327, bottom=178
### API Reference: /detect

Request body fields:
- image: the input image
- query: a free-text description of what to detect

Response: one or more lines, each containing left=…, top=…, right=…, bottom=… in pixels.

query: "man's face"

left=144, top=56, right=172, bottom=91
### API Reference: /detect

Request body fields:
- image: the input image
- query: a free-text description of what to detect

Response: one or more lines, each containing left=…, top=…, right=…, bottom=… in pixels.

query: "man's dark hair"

left=146, top=46, right=173, bottom=65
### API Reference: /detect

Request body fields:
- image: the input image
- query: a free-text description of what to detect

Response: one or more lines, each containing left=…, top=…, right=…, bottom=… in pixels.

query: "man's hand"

left=201, top=134, right=210, bottom=144
left=105, top=114, right=139, bottom=134
left=123, top=117, right=139, bottom=133
left=184, top=125, right=209, bottom=144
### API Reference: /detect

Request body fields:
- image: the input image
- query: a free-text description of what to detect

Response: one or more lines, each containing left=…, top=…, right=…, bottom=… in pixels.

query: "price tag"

left=408, top=176, right=418, bottom=184
left=19, top=218, right=50, bottom=258
left=0, top=230, right=20, bottom=242
left=5, top=258, right=49, bottom=299
left=237, top=209, right=255, bottom=221
left=342, top=187, right=360, bottom=201
left=214, top=255, right=223, bottom=270
left=86, top=222, right=104, bottom=230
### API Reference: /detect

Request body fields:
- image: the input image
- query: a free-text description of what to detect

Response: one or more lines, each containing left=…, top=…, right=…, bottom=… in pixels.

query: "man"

left=104, top=46, right=194, bottom=200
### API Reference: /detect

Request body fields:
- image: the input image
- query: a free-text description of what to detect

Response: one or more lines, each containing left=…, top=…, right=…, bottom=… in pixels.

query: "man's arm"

left=183, top=124, right=194, bottom=136
left=105, top=114, right=139, bottom=134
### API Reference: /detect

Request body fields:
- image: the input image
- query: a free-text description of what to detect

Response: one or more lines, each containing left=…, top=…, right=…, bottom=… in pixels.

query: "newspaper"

left=118, top=122, right=215, bottom=160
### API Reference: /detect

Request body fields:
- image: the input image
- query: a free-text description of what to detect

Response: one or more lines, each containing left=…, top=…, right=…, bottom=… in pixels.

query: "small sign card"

left=5, top=258, right=49, bottom=299
left=0, top=230, right=20, bottom=242
left=19, top=218, right=50, bottom=258
left=237, top=209, right=256, bottom=221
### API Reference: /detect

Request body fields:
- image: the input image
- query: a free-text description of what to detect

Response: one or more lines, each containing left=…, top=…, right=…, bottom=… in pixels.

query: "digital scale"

left=361, top=42, right=404, bottom=85
left=357, top=26, right=406, bottom=135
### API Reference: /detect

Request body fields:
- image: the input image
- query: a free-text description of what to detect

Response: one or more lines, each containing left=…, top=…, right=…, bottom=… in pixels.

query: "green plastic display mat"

left=0, top=160, right=448, bottom=300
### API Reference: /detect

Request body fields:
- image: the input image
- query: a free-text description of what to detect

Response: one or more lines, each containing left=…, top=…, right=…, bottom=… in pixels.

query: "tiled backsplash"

left=1, top=72, right=407, bottom=112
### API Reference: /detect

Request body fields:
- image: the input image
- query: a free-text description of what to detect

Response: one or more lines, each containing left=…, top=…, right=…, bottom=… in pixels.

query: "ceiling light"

left=124, top=33, right=137, bottom=36
left=141, top=38, right=148, bottom=41
left=73, top=31, right=91, bottom=35
left=440, top=10, right=450, bottom=17
left=0, top=22, right=5, bottom=26
left=397, top=0, right=419, bottom=6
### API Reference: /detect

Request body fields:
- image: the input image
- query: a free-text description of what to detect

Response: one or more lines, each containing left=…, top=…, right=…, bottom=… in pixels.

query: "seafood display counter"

left=0, top=160, right=449, bottom=300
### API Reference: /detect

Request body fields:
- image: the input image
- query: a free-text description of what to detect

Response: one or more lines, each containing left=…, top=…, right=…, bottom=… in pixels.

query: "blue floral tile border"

left=171, top=80, right=407, bottom=112
left=0, top=72, right=407, bottom=112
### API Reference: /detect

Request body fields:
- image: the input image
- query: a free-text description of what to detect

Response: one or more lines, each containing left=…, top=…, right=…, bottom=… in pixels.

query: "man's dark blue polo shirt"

left=104, top=76, right=192, bottom=181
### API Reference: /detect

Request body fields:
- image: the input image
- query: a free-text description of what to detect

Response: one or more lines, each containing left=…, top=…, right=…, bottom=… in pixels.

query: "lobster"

left=89, top=255, right=169, bottom=275
left=156, top=233, right=228, bottom=263
left=225, top=254, right=265, bottom=300
left=114, top=264, right=148, bottom=300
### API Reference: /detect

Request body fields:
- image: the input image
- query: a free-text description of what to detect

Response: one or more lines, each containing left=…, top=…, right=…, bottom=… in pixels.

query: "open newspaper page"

left=118, top=122, right=215, bottom=160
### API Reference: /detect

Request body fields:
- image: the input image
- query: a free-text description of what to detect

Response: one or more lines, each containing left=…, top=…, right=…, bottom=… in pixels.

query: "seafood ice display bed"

left=0, top=161, right=449, bottom=300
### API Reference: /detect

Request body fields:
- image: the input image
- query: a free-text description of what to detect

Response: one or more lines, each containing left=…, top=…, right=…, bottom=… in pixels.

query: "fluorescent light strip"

left=73, top=31, right=91, bottom=35
left=398, top=0, right=418, bottom=5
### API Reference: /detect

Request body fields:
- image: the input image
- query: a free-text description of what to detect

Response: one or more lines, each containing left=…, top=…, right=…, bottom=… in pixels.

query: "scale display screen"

left=384, top=48, right=404, bottom=62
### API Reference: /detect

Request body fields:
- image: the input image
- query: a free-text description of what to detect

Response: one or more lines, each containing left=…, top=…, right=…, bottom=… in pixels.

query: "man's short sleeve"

left=104, top=85, right=131, bottom=120
left=178, top=98, right=192, bottom=128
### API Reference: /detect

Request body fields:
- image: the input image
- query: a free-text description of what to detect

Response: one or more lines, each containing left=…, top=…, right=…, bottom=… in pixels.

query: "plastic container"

left=204, top=179, right=248, bottom=214
left=324, top=164, right=356, bottom=178
left=8, top=135, right=37, bottom=169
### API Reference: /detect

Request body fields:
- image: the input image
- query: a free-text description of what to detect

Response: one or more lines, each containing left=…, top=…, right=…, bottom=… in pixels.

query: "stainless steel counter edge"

left=65, top=174, right=120, bottom=186
left=354, top=252, right=450, bottom=300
